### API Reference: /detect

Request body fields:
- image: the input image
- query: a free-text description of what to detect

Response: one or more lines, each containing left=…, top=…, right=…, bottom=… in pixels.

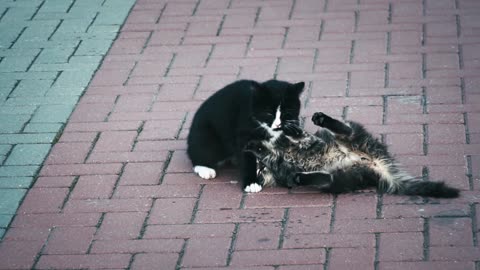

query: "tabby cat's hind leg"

left=321, top=166, right=380, bottom=194
left=295, top=171, right=333, bottom=188
left=312, top=112, right=352, bottom=136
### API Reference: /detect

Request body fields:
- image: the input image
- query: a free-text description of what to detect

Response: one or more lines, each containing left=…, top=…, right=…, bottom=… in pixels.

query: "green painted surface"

left=0, top=214, right=13, bottom=228
left=0, top=177, right=33, bottom=189
left=0, top=166, right=40, bottom=177
left=23, top=123, right=63, bottom=133
left=5, top=144, right=51, bottom=165
left=30, top=105, right=75, bottom=123
left=0, top=145, right=10, bottom=156
left=0, top=0, right=136, bottom=234
left=0, top=189, right=27, bottom=214
left=0, top=133, right=56, bottom=144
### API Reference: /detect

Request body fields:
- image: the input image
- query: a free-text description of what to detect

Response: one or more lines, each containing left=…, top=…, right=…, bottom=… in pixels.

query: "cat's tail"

left=381, top=167, right=460, bottom=198
left=390, top=178, right=460, bottom=198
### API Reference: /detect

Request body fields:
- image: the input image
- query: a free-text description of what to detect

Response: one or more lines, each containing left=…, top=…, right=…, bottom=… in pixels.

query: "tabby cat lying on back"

left=187, top=79, right=305, bottom=193
left=245, top=112, right=459, bottom=198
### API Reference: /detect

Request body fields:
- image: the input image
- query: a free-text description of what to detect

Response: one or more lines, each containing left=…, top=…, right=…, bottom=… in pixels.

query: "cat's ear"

left=291, top=82, right=305, bottom=95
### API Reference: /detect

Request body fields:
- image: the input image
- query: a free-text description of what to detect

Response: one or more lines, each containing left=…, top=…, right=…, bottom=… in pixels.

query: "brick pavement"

left=1, top=0, right=480, bottom=269
left=0, top=0, right=136, bottom=241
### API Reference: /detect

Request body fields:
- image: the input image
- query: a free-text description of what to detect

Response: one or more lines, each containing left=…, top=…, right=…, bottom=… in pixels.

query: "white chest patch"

left=271, top=106, right=282, bottom=130
left=259, top=122, right=282, bottom=143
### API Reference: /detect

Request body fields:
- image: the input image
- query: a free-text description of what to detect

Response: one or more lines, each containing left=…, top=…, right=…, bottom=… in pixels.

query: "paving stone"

left=0, top=145, right=10, bottom=156
left=70, top=175, right=118, bottom=199
left=46, top=86, right=87, bottom=96
left=45, top=142, right=92, bottom=165
left=0, top=177, right=33, bottom=189
left=143, top=223, right=235, bottom=239
left=39, top=163, right=122, bottom=176
left=286, top=207, right=331, bottom=235
left=230, top=249, right=325, bottom=267
left=148, top=198, right=197, bottom=225
left=182, top=238, right=231, bottom=267
left=30, top=104, right=75, bottom=123
left=36, top=254, right=132, bottom=270
left=378, top=232, right=424, bottom=261
left=18, top=187, right=69, bottom=214
left=33, top=176, right=75, bottom=188
left=64, top=198, right=152, bottom=213
left=52, top=70, right=95, bottom=89
left=131, top=253, right=179, bottom=270
left=23, top=123, right=63, bottom=133
left=5, top=144, right=51, bottom=165
left=0, top=240, right=44, bottom=270
left=235, top=222, right=282, bottom=250
left=0, top=121, right=25, bottom=133
left=0, top=189, right=27, bottom=214
left=0, top=214, right=13, bottom=228
left=9, top=79, right=53, bottom=97
left=0, top=165, right=39, bottom=177
left=43, top=226, right=96, bottom=255
left=329, top=248, right=375, bottom=269
left=429, top=217, right=474, bottom=246
left=0, top=105, right=36, bottom=115
left=378, top=261, right=475, bottom=270
left=0, top=115, right=31, bottom=132
left=11, top=212, right=101, bottom=228
left=95, top=212, right=147, bottom=240
left=118, top=162, right=163, bottom=186
left=0, top=133, right=56, bottom=144
left=0, top=55, right=36, bottom=72
left=198, top=183, right=243, bottom=210
left=283, top=233, right=375, bottom=249
left=2, top=226, right=51, bottom=242
left=75, top=39, right=114, bottom=56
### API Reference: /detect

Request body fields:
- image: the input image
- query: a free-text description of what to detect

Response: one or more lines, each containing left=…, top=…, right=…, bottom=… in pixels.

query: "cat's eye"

left=281, top=109, right=297, bottom=119
left=258, top=112, right=274, bottom=121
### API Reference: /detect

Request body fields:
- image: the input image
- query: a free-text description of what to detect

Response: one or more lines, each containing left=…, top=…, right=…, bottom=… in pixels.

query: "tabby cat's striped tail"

left=392, top=179, right=460, bottom=198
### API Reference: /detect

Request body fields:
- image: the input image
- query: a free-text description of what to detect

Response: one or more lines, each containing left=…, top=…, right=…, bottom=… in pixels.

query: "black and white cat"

left=187, top=79, right=305, bottom=193
left=244, top=112, right=460, bottom=198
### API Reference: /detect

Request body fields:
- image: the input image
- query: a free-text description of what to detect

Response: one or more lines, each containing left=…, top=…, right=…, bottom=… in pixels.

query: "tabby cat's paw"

left=193, top=166, right=216, bottom=179
left=244, top=183, right=263, bottom=193
left=312, top=112, right=327, bottom=127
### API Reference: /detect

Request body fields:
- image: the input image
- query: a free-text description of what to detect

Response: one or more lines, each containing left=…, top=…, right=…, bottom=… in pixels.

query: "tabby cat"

left=244, top=112, right=459, bottom=198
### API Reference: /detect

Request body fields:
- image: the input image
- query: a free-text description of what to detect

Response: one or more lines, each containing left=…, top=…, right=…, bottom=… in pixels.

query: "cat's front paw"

left=193, top=166, right=216, bottom=179
left=244, top=183, right=263, bottom=193
left=312, top=112, right=327, bottom=127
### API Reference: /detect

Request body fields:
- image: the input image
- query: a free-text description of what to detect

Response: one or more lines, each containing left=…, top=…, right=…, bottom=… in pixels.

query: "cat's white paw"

left=194, top=166, right=216, bottom=179
left=244, top=183, right=263, bottom=193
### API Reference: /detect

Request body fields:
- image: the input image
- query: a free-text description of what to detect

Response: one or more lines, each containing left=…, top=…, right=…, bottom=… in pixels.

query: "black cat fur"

left=245, top=112, right=460, bottom=198
left=187, top=79, right=305, bottom=192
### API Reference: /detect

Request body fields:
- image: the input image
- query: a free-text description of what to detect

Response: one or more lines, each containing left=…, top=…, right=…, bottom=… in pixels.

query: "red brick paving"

left=1, top=0, right=480, bottom=269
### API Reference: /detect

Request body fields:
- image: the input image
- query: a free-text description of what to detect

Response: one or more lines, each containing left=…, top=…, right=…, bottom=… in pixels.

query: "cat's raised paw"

left=282, top=122, right=303, bottom=138
left=312, top=112, right=327, bottom=127
left=194, top=166, right=216, bottom=179
left=244, top=183, right=263, bottom=193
